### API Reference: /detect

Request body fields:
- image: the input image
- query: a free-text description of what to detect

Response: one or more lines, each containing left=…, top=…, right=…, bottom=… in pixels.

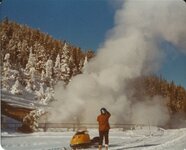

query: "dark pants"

left=99, top=130, right=109, bottom=145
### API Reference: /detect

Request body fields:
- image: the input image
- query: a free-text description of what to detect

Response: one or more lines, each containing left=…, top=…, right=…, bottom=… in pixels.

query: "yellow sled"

left=70, top=130, right=99, bottom=149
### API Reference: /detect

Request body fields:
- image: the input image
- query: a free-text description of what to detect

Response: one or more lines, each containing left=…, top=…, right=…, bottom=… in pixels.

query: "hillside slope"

left=0, top=19, right=94, bottom=82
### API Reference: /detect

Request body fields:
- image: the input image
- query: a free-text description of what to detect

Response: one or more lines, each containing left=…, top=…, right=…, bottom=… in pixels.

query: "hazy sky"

left=1, top=0, right=186, bottom=88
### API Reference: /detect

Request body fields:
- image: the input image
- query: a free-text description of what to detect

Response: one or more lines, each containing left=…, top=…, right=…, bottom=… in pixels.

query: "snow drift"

left=48, top=0, right=186, bottom=126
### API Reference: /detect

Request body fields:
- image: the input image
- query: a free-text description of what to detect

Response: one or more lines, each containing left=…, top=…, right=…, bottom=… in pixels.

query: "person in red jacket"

left=97, top=108, right=111, bottom=150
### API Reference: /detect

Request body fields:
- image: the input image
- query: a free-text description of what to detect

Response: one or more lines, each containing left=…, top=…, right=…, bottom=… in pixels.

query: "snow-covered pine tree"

left=22, top=108, right=45, bottom=132
left=82, top=55, right=88, bottom=73
left=35, top=82, right=45, bottom=102
left=54, top=54, right=61, bottom=80
left=7, top=39, right=17, bottom=62
left=24, top=48, right=37, bottom=92
left=2, top=53, right=11, bottom=90
left=49, top=78, right=55, bottom=88
left=83, top=55, right=88, bottom=67
left=25, top=69, right=36, bottom=92
left=41, top=70, right=45, bottom=81
left=45, top=57, right=53, bottom=79
left=39, top=87, right=54, bottom=105
left=19, top=40, right=29, bottom=66
left=55, top=54, right=60, bottom=68
left=2, top=72, right=10, bottom=91
left=35, top=43, right=46, bottom=71
left=60, top=43, right=71, bottom=82
left=25, top=47, right=36, bottom=71
left=69, top=55, right=78, bottom=77
left=4, top=53, right=11, bottom=71
left=29, top=67, right=36, bottom=82
left=25, top=72, right=36, bottom=92
left=4, top=53, right=10, bottom=64
left=11, top=78, right=22, bottom=95
left=25, top=80, right=33, bottom=93
left=78, top=58, right=84, bottom=72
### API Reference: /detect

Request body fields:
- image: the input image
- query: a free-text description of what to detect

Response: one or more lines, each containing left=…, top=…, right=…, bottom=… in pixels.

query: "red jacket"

left=97, top=113, right=111, bottom=131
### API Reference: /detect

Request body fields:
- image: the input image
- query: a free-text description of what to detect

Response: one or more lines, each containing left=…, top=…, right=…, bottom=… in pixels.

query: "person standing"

left=97, top=108, right=111, bottom=150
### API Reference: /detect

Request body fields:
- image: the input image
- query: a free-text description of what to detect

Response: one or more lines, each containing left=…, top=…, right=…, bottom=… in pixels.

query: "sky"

left=0, top=0, right=116, bottom=50
left=0, top=0, right=186, bottom=88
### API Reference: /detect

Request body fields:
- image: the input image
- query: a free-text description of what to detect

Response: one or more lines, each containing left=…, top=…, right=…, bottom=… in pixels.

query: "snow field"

left=1, top=127, right=186, bottom=150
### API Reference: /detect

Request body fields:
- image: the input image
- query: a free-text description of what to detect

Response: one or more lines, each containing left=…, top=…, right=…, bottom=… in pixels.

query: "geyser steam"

left=49, top=0, right=186, bottom=126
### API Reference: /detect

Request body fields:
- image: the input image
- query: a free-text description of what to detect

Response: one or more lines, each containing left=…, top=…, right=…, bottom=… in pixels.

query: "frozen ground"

left=1, top=127, right=186, bottom=150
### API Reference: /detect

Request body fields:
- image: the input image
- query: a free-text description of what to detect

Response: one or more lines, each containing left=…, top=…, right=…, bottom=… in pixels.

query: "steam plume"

left=48, top=0, right=186, bottom=126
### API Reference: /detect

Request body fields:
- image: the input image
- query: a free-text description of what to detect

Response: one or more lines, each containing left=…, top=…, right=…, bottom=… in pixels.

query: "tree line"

left=128, top=75, right=186, bottom=116
left=0, top=18, right=94, bottom=76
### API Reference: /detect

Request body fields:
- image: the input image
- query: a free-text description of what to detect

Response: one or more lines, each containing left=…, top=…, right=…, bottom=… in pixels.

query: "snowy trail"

left=1, top=128, right=186, bottom=150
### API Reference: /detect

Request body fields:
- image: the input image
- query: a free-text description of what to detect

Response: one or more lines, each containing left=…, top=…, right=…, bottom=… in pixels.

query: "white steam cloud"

left=48, top=0, right=186, bottom=126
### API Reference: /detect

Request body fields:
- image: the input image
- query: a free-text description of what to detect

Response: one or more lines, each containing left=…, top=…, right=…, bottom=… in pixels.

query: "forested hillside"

left=0, top=19, right=94, bottom=132
left=0, top=18, right=94, bottom=82
left=127, top=75, right=186, bottom=127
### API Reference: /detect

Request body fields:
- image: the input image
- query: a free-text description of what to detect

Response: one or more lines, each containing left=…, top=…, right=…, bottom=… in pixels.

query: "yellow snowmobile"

left=70, top=130, right=99, bottom=149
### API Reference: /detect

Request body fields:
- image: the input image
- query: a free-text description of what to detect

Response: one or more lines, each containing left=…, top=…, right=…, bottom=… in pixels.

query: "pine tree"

left=60, top=43, right=71, bottom=82
left=20, top=40, right=29, bottom=66
left=25, top=80, right=33, bottom=93
left=2, top=53, right=11, bottom=90
left=26, top=47, right=35, bottom=68
left=45, top=57, right=53, bottom=79
left=11, top=78, right=22, bottom=95
left=41, top=70, right=45, bottom=81
left=35, top=43, right=46, bottom=72
left=24, top=48, right=37, bottom=91
left=69, top=55, right=78, bottom=77
left=40, top=87, right=54, bottom=105
left=79, top=58, right=84, bottom=72
left=22, top=108, right=45, bottom=131
left=83, top=55, right=88, bottom=67
left=54, top=54, right=60, bottom=68
left=35, top=82, right=45, bottom=102
left=54, top=54, right=61, bottom=79
left=29, top=67, right=36, bottom=82
left=82, top=55, right=88, bottom=73
left=24, top=54, right=36, bottom=91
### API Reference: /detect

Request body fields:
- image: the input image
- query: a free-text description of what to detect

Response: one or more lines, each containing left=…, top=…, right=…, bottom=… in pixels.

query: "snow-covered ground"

left=1, top=72, right=186, bottom=150
left=1, top=127, right=186, bottom=150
